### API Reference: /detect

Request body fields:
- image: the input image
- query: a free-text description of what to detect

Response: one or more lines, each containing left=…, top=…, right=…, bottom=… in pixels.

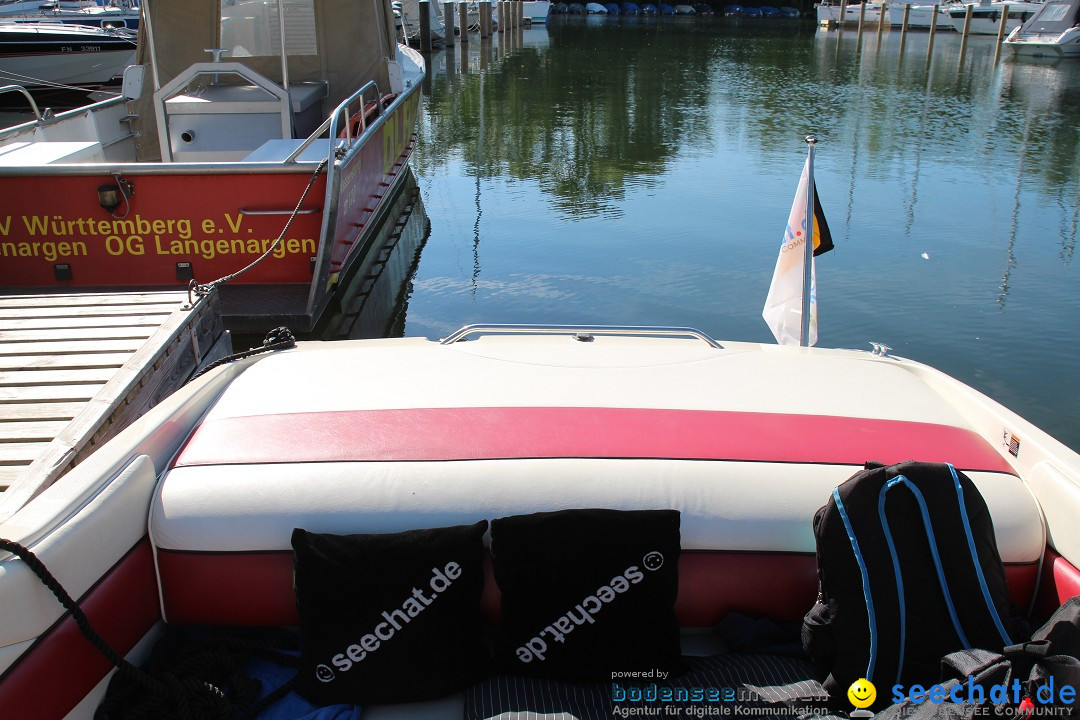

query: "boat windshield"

left=1020, top=0, right=1079, bottom=31
left=220, top=0, right=319, bottom=58
left=1033, top=1, right=1072, bottom=20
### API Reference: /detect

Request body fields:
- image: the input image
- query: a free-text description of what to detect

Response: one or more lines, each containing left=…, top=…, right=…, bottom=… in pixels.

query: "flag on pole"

left=762, top=158, right=832, bottom=346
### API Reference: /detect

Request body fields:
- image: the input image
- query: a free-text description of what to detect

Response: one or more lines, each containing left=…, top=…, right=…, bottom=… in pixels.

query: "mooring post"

left=838, top=0, right=848, bottom=28
left=479, top=0, right=492, bottom=36
left=899, top=3, right=911, bottom=54
left=444, top=1, right=455, bottom=45
left=994, top=3, right=1010, bottom=62
left=927, top=3, right=938, bottom=57
left=857, top=0, right=867, bottom=36
left=418, top=0, right=432, bottom=52
left=459, top=1, right=469, bottom=42
left=958, top=3, right=974, bottom=66
left=877, top=1, right=887, bottom=40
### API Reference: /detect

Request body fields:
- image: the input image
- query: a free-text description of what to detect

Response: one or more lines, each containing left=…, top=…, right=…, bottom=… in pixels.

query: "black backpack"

left=803, top=460, right=1019, bottom=710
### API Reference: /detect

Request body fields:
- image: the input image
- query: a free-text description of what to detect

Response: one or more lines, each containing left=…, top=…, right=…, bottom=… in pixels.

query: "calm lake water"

left=400, top=17, right=1080, bottom=451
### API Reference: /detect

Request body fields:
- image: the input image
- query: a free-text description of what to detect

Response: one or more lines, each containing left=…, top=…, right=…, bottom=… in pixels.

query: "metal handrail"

left=0, top=85, right=42, bottom=122
left=439, top=324, right=724, bottom=348
left=285, top=80, right=381, bottom=164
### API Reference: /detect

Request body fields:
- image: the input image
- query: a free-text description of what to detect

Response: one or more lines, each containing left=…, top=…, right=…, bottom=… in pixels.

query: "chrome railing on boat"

left=284, top=80, right=383, bottom=164
left=440, top=324, right=724, bottom=348
left=0, top=85, right=44, bottom=123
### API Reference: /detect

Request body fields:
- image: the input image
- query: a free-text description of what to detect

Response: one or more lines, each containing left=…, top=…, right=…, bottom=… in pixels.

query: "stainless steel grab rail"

left=439, top=324, right=723, bottom=348
left=0, top=85, right=42, bottom=122
left=285, top=80, right=380, bottom=164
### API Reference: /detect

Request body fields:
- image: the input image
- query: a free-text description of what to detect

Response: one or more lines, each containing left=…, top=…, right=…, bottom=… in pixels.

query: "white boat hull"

left=0, top=46, right=135, bottom=87
left=886, top=2, right=960, bottom=28
left=948, top=3, right=1041, bottom=33
left=1006, top=26, right=1080, bottom=55
left=816, top=2, right=884, bottom=24
left=522, top=0, right=551, bottom=21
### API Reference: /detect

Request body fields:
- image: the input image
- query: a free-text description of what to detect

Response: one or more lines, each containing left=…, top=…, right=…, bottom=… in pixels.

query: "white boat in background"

left=0, top=22, right=135, bottom=89
left=1005, top=0, right=1080, bottom=56
left=523, top=0, right=551, bottom=21
left=0, top=0, right=139, bottom=29
left=947, top=0, right=1042, bottom=33
left=886, top=0, right=966, bottom=27
left=816, top=0, right=885, bottom=25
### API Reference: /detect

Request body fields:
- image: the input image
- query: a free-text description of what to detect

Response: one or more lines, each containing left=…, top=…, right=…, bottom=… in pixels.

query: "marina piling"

left=899, top=3, right=910, bottom=54
left=958, top=4, right=973, bottom=65
left=838, top=0, right=848, bottom=28
left=480, top=0, right=492, bottom=36
left=877, top=1, right=887, bottom=41
left=927, top=3, right=938, bottom=58
left=443, top=1, right=455, bottom=45
left=857, top=1, right=866, bottom=37
left=419, top=0, right=432, bottom=52
left=994, top=3, right=1010, bottom=62
left=459, top=2, right=468, bottom=42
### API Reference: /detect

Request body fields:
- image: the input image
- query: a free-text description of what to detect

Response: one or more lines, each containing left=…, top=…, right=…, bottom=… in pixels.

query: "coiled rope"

left=187, top=326, right=296, bottom=383
left=1, top=537, right=296, bottom=719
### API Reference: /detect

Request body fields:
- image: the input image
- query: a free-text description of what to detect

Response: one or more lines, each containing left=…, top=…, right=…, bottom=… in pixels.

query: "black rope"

left=192, top=158, right=329, bottom=298
left=188, top=326, right=297, bottom=383
left=0, top=538, right=298, bottom=720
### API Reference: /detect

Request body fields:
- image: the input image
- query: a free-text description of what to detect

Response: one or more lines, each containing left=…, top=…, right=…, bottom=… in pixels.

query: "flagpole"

left=800, top=135, right=818, bottom=348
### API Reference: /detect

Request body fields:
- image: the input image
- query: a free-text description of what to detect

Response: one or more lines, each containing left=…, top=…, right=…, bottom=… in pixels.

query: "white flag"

left=763, top=158, right=817, bottom=347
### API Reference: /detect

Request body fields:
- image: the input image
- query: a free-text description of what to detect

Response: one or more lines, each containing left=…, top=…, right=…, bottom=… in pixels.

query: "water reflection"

left=409, top=17, right=1080, bottom=450
left=320, top=168, right=430, bottom=340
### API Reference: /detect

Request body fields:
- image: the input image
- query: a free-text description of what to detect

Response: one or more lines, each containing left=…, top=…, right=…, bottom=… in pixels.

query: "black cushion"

left=490, top=508, right=683, bottom=681
left=291, top=521, right=490, bottom=704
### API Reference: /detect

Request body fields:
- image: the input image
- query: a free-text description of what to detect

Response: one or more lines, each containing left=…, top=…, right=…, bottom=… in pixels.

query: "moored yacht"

left=947, top=0, right=1043, bottom=33
left=1004, top=0, right=1080, bottom=56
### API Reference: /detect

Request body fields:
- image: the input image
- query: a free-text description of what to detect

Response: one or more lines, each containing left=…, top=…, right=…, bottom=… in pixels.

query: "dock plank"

left=0, top=367, right=118, bottom=387
left=0, top=314, right=175, bottom=331
left=0, top=303, right=185, bottom=320
left=0, top=467, right=24, bottom=491
left=0, top=328, right=156, bottom=342
left=0, top=442, right=50, bottom=464
left=0, top=385, right=105, bottom=403
left=0, top=292, right=187, bottom=308
left=0, top=339, right=146, bottom=356
left=0, top=421, right=71, bottom=443
left=0, top=402, right=84, bottom=422
left=0, top=353, right=134, bottom=371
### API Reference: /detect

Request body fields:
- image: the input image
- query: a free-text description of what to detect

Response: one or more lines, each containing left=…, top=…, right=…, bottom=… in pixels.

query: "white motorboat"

left=816, top=0, right=885, bottom=25
left=0, top=21, right=135, bottom=89
left=523, top=0, right=551, bottom=22
left=947, top=0, right=1043, bottom=33
left=886, top=0, right=967, bottom=28
left=0, top=0, right=139, bottom=29
left=1005, top=0, right=1080, bottom=56
left=0, top=321, right=1078, bottom=718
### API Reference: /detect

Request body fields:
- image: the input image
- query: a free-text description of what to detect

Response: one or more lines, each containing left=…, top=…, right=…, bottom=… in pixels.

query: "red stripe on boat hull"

left=0, top=538, right=161, bottom=720
left=158, top=548, right=1038, bottom=627
left=174, top=407, right=1016, bottom=473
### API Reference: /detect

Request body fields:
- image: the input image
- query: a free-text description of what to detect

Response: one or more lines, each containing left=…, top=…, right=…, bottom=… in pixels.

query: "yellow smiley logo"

left=847, top=678, right=877, bottom=709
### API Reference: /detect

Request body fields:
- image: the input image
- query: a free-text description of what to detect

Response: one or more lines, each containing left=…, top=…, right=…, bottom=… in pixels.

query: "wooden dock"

left=0, top=290, right=228, bottom=519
